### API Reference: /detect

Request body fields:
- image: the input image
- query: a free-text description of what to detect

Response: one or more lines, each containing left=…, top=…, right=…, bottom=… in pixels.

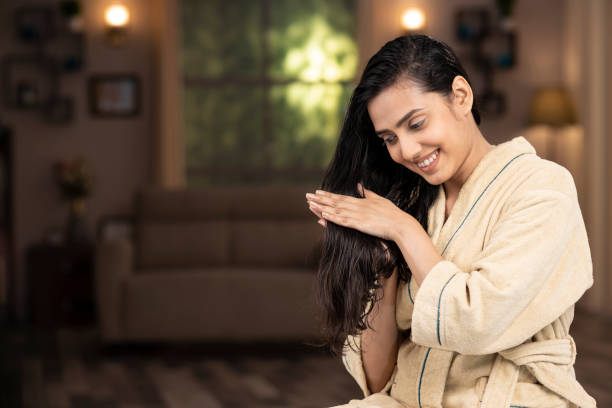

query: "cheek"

left=387, top=146, right=402, bottom=164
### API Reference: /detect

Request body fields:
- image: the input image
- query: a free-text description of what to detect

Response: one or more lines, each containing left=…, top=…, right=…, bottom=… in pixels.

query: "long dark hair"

left=314, top=34, right=481, bottom=356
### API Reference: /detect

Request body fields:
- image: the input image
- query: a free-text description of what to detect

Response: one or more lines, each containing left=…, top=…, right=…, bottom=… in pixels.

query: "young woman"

left=305, top=35, right=596, bottom=408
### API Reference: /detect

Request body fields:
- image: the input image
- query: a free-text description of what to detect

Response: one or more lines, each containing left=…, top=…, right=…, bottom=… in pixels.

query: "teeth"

left=417, top=149, right=438, bottom=168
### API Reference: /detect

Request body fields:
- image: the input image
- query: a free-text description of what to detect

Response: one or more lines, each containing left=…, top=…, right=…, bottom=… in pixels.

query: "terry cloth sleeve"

left=342, top=332, right=397, bottom=397
left=395, top=277, right=415, bottom=330
left=411, top=179, right=593, bottom=355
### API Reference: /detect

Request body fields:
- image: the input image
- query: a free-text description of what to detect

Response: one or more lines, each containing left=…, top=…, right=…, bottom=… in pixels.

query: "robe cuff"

left=342, top=333, right=397, bottom=397
left=411, top=260, right=462, bottom=348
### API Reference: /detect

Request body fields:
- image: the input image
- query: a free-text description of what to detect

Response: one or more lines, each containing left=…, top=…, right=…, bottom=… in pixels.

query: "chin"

left=421, top=169, right=447, bottom=186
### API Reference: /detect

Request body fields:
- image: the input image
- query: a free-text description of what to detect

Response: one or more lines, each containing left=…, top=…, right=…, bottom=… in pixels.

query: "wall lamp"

left=401, top=8, right=426, bottom=35
left=104, top=3, right=130, bottom=46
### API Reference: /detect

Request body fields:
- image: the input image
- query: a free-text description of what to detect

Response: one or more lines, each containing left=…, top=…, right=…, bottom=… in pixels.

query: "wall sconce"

left=401, top=8, right=426, bottom=34
left=104, top=3, right=130, bottom=46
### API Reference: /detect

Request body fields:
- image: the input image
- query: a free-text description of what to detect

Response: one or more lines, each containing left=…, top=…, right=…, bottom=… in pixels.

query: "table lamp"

left=526, top=86, right=577, bottom=162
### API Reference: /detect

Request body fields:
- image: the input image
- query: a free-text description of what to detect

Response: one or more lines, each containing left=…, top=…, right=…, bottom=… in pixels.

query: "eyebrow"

left=374, top=108, right=424, bottom=136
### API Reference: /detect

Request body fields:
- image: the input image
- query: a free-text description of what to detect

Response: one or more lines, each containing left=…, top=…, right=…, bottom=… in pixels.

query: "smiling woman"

left=306, top=34, right=596, bottom=408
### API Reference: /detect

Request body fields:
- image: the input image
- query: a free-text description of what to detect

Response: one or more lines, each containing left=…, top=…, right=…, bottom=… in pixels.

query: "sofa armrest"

left=94, top=237, right=133, bottom=341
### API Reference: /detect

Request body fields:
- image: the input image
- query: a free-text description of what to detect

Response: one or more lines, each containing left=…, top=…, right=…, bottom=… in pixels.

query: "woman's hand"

left=305, top=183, right=415, bottom=242
left=307, top=196, right=327, bottom=228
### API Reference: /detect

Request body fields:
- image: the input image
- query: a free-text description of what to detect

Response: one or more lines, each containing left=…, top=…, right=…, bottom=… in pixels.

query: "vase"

left=65, top=198, right=90, bottom=245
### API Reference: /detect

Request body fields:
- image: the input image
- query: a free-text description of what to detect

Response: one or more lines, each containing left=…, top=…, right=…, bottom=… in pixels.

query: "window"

left=181, top=0, right=358, bottom=186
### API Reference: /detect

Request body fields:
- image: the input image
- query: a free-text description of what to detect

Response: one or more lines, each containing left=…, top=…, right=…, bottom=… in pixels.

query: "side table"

left=26, top=242, right=96, bottom=328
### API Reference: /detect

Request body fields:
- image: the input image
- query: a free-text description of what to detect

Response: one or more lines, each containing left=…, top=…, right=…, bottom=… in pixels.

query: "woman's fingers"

left=308, top=204, right=327, bottom=228
left=306, top=193, right=327, bottom=228
left=308, top=202, right=323, bottom=218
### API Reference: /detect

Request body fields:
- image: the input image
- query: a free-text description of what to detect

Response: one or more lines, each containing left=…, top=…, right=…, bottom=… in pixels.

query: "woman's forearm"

left=391, top=217, right=443, bottom=288
left=360, top=268, right=400, bottom=393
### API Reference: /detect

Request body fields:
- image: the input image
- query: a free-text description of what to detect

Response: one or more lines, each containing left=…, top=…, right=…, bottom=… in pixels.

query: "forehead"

left=367, top=81, right=440, bottom=126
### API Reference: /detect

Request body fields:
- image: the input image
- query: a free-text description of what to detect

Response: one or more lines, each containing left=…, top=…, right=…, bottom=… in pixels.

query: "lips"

left=416, top=148, right=439, bottom=167
left=413, top=148, right=440, bottom=174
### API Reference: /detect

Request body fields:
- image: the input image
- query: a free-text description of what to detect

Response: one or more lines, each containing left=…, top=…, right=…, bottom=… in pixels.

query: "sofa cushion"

left=228, top=185, right=316, bottom=218
left=123, top=267, right=321, bottom=341
left=136, top=220, right=231, bottom=269
left=136, top=185, right=316, bottom=219
left=133, top=185, right=323, bottom=269
left=136, top=188, right=233, bottom=219
left=232, top=220, right=322, bottom=267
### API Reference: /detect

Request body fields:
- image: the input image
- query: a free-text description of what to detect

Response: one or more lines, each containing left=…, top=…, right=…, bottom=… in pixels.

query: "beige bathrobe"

left=334, top=136, right=596, bottom=408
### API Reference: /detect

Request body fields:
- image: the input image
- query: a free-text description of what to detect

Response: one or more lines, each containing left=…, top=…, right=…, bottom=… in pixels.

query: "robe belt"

left=479, top=334, right=597, bottom=408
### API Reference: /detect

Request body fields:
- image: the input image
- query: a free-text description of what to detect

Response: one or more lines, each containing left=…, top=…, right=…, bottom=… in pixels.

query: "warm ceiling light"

left=401, top=8, right=425, bottom=31
left=105, top=4, right=130, bottom=27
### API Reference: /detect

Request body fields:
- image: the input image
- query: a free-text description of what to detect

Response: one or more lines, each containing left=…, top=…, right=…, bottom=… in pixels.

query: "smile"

left=417, top=148, right=440, bottom=170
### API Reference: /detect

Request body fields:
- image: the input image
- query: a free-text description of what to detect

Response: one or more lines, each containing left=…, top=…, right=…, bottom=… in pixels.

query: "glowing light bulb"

left=105, top=4, right=130, bottom=27
left=401, top=8, right=425, bottom=31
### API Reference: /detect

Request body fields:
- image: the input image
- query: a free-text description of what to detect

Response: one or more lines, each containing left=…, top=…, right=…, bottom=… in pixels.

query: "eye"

left=409, top=119, right=425, bottom=130
left=381, top=135, right=397, bottom=146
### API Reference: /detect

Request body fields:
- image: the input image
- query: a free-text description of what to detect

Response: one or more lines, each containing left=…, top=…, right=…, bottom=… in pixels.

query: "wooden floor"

left=0, top=308, right=610, bottom=408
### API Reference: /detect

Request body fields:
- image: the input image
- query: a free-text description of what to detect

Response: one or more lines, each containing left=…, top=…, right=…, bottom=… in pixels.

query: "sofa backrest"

left=134, top=186, right=323, bottom=270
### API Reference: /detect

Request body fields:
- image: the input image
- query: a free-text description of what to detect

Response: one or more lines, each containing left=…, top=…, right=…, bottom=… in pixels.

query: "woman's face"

left=367, top=77, right=473, bottom=187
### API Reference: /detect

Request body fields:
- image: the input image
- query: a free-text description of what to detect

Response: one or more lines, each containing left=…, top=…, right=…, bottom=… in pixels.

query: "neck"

left=443, top=129, right=494, bottom=200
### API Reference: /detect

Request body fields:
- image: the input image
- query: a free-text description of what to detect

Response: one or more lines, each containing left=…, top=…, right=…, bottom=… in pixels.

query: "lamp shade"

left=527, top=86, right=577, bottom=127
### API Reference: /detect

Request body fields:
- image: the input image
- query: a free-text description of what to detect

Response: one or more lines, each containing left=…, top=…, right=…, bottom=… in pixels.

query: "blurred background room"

left=0, top=0, right=610, bottom=407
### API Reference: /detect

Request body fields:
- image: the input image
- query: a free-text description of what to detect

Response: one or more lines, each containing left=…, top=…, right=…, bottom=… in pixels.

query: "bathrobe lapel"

left=431, top=137, right=535, bottom=257
left=407, top=137, right=537, bottom=408
left=409, top=136, right=537, bottom=306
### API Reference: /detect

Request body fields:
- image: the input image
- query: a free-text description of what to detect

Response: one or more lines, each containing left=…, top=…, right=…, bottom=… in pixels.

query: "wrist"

left=389, top=213, right=419, bottom=242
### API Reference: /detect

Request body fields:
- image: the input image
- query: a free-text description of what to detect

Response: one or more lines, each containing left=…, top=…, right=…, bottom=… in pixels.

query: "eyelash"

left=381, top=119, right=425, bottom=145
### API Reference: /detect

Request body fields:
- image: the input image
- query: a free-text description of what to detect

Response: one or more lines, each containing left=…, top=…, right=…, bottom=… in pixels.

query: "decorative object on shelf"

left=104, top=3, right=130, bottom=46
left=88, top=74, right=140, bottom=117
left=400, top=8, right=426, bottom=34
left=454, top=0, right=517, bottom=118
left=526, top=86, right=577, bottom=162
left=15, top=6, right=55, bottom=43
left=2, top=55, right=56, bottom=110
left=97, top=214, right=134, bottom=242
left=53, top=157, right=94, bottom=245
left=60, top=0, right=83, bottom=33
left=1, top=2, right=84, bottom=123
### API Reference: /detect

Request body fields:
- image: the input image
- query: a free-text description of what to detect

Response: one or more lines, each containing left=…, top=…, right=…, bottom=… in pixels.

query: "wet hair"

left=313, top=34, right=481, bottom=356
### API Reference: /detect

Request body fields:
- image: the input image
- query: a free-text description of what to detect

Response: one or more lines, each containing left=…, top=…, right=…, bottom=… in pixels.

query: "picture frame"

left=88, top=74, right=140, bottom=117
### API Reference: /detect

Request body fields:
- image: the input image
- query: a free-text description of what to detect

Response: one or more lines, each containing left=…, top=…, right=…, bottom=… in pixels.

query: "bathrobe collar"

left=427, top=136, right=537, bottom=255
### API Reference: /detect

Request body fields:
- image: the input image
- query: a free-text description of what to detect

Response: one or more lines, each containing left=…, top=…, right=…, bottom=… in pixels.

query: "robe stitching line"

left=408, top=274, right=414, bottom=304
left=417, top=347, right=432, bottom=408
left=435, top=153, right=532, bottom=345
left=440, top=152, right=532, bottom=256
left=437, top=273, right=458, bottom=345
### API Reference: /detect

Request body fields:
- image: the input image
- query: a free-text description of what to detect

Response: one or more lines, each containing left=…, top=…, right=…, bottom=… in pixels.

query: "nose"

left=398, top=136, right=421, bottom=163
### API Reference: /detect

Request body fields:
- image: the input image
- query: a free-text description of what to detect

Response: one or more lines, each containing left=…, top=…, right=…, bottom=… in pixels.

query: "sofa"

left=94, top=185, right=324, bottom=343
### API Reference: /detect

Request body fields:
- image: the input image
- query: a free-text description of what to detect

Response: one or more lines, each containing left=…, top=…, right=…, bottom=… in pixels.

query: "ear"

left=450, top=75, right=473, bottom=119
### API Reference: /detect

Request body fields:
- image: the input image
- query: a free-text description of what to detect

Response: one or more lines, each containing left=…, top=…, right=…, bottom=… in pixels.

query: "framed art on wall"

left=88, top=74, right=140, bottom=117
